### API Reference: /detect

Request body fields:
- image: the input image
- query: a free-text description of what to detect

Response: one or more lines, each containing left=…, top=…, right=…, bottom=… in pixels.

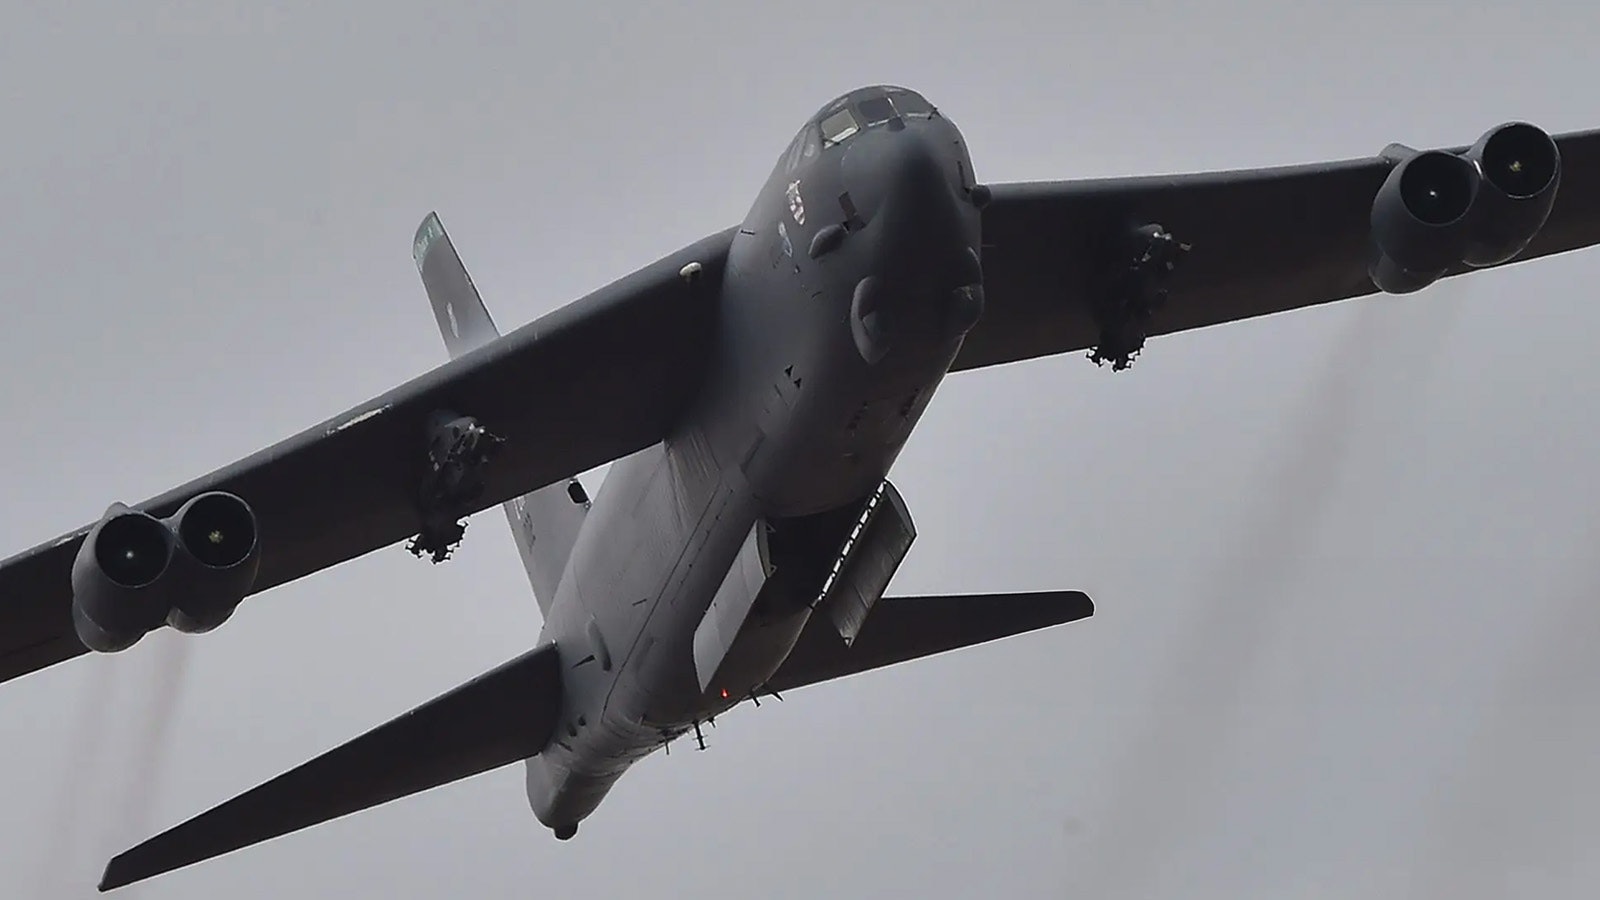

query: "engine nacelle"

left=70, top=505, right=179, bottom=652
left=1369, top=149, right=1481, bottom=294
left=163, top=491, right=261, bottom=634
left=1460, top=122, right=1562, bottom=267
left=69, top=491, right=261, bottom=651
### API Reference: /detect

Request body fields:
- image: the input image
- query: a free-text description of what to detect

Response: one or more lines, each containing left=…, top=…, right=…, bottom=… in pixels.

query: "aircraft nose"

left=840, top=124, right=984, bottom=363
left=841, top=124, right=965, bottom=243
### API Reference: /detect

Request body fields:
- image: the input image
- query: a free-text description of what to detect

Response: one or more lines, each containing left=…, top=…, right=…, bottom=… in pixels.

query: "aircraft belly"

left=545, top=191, right=976, bottom=749
left=620, top=481, right=760, bottom=725
left=524, top=754, right=624, bottom=830
left=691, top=520, right=774, bottom=692
left=522, top=434, right=745, bottom=824
left=545, top=419, right=763, bottom=736
left=717, top=217, right=964, bottom=519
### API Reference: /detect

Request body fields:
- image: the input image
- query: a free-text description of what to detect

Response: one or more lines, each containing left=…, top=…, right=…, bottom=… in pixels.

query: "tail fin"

left=413, top=212, right=588, bottom=613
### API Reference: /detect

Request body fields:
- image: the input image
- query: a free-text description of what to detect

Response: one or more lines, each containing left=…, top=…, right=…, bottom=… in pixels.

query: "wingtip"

left=97, top=858, right=127, bottom=892
left=99, top=847, right=153, bottom=893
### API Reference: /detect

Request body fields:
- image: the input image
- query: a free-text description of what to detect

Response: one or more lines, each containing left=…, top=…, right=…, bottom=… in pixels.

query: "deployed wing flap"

left=99, top=643, right=563, bottom=892
left=764, top=590, right=1093, bottom=694
left=0, top=226, right=736, bottom=684
left=816, top=480, right=915, bottom=646
left=957, top=127, right=1600, bottom=372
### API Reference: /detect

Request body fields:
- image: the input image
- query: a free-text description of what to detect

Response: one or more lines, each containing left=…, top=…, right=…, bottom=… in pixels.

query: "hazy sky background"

left=3, top=2, right=1598, bottom=898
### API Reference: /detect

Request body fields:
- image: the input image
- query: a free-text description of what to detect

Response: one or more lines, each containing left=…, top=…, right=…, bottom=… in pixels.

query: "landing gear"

left=553, top=823, right=578, bottom=841
left=1088, top=223, right=1191, bottom=371
left=407, top=410, right=506, bottom=563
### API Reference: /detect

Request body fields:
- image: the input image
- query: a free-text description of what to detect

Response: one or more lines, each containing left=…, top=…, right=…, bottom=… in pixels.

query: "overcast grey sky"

left=3, top=2, right=1598, bottom=898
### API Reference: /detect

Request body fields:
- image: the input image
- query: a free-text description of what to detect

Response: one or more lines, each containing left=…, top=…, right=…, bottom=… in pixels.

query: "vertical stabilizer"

left=413, top=212, right=587, bottom=614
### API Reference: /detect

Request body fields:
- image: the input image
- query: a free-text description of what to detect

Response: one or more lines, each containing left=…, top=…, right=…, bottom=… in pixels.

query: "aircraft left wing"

left=954, top=126, right=1600, bottom=373
left=0, top=225, right=738, bottom=685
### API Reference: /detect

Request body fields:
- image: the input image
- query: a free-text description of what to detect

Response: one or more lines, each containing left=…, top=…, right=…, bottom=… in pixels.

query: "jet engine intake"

left=70, top=505, right=179, bottom=652
left=1368, top=123, right=1563, bottom=293
left=69, top=491, right=261, bottom=651
left=165, top=491, right=261, bottom=634
left=1461, top=122, right=1562, bottom=267
left=1369, top=149, right=1481, bottom=294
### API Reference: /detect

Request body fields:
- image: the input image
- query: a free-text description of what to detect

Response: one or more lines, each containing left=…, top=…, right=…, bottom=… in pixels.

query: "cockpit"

left=780, top=86, right=937, bottom=174
left=816, top=86, right=937, bottom=147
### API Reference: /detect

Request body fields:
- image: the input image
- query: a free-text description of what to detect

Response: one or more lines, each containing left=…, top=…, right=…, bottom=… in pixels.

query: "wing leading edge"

left=956, top=127, right=1600, bottom=373
left=0, top=226, right=737, bottom=685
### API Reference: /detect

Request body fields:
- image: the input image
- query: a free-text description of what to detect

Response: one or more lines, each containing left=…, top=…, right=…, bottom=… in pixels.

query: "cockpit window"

left=888, top=91, right=934, bottom=117
left=820, top=108, right=859, bottom=147
left=783, top=125, right=820, bottom=173
left=812, top=89, right=936, bottom=152
left=857, top=95, right=895, bottom=126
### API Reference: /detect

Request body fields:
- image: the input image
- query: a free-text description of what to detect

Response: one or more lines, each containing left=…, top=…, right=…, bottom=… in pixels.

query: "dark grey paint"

left=0, top=82, right=1596, bottom=891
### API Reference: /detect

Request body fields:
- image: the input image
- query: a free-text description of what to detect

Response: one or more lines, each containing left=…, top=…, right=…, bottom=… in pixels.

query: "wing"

left=0, top=226, right=738, bottom=685
left=954, top=128, right=1600, bottom=373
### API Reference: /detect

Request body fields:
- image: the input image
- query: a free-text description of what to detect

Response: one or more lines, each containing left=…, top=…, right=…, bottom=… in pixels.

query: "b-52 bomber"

left=0, top=85, right=1595, bottom=891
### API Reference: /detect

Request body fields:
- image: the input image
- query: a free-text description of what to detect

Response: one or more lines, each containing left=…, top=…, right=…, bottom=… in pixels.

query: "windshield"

left=857, top=95, right=895, bottom=126
left=815, top=88, right=937, bottom=150
left=886, top=90, right=933, bottom=117
left=820, top=108, right=860, bottom=147
left=782, top=124, right=821, bottom=173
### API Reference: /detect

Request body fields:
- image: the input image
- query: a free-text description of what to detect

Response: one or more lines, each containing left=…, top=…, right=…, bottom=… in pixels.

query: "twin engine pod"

left=1369, top=122, right=1563, bottom=294
left=69, top=491, right=261, bottom=653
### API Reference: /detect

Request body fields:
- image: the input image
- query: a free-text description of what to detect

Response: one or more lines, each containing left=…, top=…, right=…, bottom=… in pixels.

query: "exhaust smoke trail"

left=34, top=632, right=195, bottom=899
left=1068, top=292, right=1467, bottom=897
left=98, top=633, right=194, bottom=873
left=34, top=658, right=116, bottom=899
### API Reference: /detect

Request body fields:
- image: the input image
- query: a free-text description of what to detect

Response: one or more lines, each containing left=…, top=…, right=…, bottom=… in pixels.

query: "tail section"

left=101, top=644, right=563, bottom=891
left=413, top=212, right=588, bottom=613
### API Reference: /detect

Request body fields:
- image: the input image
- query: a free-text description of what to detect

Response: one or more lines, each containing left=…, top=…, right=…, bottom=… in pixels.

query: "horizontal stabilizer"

left=100, top=644, right=563, bottom=892
left=766, top=590, right=1093, bottom=694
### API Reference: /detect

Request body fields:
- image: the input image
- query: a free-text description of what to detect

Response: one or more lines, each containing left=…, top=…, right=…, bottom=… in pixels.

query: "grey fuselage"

left=524, top=86, right=983, bottom=834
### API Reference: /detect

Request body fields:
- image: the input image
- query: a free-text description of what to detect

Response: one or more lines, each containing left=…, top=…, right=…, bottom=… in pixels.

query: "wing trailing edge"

left=99, top=643, right=563, bottom=892
left=0, top=224, right=736, bottom=687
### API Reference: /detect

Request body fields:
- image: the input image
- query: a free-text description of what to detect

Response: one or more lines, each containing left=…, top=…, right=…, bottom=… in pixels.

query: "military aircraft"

left=0, top=84, right=1595, bottom=891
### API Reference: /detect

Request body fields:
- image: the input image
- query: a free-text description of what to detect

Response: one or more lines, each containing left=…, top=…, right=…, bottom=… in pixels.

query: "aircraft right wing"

left=0, top=224, right=739, bottom=686
left=764, top=590, right=1093, bottom=695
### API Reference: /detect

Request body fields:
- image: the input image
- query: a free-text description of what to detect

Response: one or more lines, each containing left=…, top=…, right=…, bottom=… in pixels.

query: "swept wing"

left=956, top=128, right=1600, bottom=372
left=0, top=228, right=736, bottom=684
